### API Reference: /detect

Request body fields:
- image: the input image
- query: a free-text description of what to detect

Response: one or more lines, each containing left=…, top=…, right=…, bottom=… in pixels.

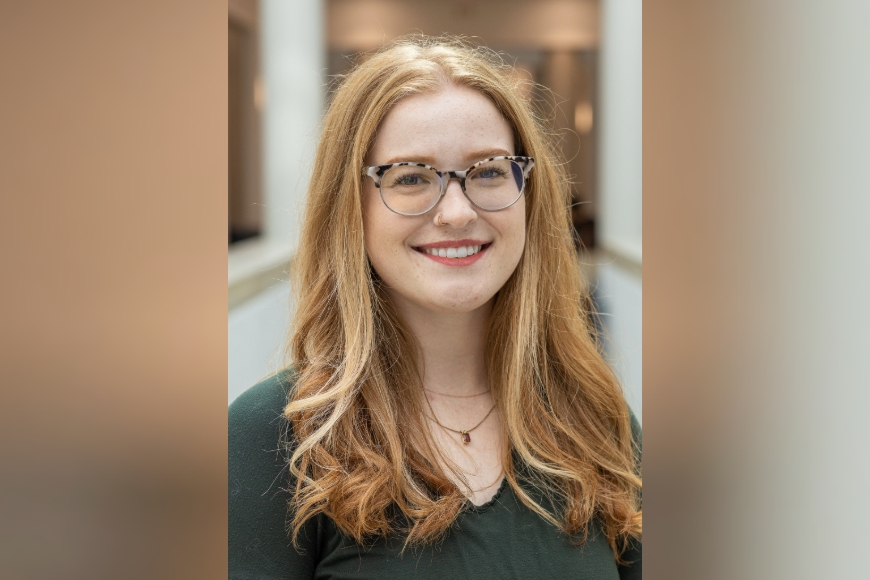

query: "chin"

left=424, top=290, right=494, bottom=314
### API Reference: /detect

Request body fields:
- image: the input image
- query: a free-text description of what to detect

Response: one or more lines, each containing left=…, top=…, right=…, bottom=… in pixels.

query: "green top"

left=229, top=372, right=642, bottom=580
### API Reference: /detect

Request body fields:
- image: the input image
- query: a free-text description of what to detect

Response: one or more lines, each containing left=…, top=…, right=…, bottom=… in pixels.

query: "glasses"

left=363, top=156, right=535, bottom=216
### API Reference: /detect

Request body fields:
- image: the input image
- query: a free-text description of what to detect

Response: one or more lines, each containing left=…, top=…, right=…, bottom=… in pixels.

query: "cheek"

left=501, top=202, right=527, bottom=268
left=360, top=182, right=379, bottom=230
left=361, top=187, right=413, bottom=280
left=361, top=186, right=389, bottom=256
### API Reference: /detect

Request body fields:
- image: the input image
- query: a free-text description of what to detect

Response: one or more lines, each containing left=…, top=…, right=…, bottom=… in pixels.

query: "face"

left=362, top=84, right=526, bottom=315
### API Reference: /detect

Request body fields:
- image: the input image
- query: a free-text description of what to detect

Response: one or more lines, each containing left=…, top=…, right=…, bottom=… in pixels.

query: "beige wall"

left=328, top=0, right=599, bottom=52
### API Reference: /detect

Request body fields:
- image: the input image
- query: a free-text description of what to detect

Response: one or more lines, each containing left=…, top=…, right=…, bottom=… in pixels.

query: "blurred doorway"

left=229, top=0, right=263, bottom=244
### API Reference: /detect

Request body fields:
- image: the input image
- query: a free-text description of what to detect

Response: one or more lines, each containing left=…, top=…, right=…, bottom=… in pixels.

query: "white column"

left=261, top=0, right=325, bottom=250
left=229, top=0, right=325, bottom=403
left=597, top=0, right=642, bottom=420
left=598, top=0, right=642, bottom=263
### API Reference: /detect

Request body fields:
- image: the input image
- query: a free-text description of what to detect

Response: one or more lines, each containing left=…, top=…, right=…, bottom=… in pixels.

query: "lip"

left=413, top=239, right=491, bottom=267
left=415, top=238, right=489, bottom=250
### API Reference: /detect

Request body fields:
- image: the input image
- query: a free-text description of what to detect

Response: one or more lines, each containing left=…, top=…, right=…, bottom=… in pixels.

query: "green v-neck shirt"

left=229, top=372, right=642, bottom=580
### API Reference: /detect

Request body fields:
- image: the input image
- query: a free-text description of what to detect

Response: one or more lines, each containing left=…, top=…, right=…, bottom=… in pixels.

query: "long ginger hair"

left=284, top=36, right=641, bottom=558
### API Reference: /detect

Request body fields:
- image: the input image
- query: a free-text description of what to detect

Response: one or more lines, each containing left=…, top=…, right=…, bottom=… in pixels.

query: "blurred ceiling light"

left=575, top=101, right=593, bottom=134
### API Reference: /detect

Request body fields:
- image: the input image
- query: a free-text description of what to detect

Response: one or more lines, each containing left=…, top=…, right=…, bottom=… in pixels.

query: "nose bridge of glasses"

left=433, top=173, right=477, bottom=219
left=438, top=169, right=466, bottom=194
left=438, top=170, right=468, bottom=198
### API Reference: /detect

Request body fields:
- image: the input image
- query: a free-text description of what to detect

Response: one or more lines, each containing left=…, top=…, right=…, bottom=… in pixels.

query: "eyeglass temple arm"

left=364, top=166, right=383, bottom=186
left=521, top=158, right=535, bottom=177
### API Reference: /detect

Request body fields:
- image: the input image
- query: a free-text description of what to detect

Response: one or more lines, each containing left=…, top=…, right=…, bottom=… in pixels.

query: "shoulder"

left=624, top=408, right=641, bottom=479
left=629, top=409, right=641, bottom=458
left=229, top=369, right=296, bottom=434
left=229, top=370, right=319, bottom=578
left=228, top=369, right=298, bottom=474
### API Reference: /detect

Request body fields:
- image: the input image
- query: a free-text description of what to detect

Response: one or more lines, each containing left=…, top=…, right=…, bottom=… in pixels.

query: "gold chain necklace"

left=423, top=394, right=496, bottom=445
left=467, top=471, right=505, bottom=494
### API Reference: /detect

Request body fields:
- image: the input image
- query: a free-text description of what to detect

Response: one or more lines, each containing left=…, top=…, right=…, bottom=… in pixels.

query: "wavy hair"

left=284, top=36, right=641, bottom=559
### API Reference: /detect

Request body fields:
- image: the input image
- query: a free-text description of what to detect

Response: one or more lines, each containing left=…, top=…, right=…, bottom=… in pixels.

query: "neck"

left=388, top=293, right=491, bottom=397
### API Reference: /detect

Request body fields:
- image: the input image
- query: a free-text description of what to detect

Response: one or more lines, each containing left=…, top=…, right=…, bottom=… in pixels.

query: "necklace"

left=423, top=395, right=496, bottom=445
left=467, top=471, right=505, bottom=494
left=424, top=387, right=491, bottom=398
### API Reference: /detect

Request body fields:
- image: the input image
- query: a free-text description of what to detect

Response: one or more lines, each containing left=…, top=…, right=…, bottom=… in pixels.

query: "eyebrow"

left=380, top=148, right=513, bottom=167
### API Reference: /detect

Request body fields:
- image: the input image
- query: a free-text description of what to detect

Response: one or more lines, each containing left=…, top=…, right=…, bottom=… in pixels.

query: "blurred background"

left=5, top=0, right=869, bottom=578
left=227, top=0, right=643, bottom=422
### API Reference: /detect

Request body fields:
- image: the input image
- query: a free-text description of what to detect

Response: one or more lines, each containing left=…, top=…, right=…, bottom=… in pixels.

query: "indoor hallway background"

left=227, top=0, right=642, bottom=423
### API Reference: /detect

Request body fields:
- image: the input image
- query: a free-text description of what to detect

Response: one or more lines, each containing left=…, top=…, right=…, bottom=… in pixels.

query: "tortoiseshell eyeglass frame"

left=362, top=155, right=535, bottom=216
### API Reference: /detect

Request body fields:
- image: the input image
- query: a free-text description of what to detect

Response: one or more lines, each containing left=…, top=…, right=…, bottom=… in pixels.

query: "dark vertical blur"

left=645, top=0, right=870, bottom=578
left=228, top=0, right=262, bottom=244
left=0, top=1, right=226, bottom=578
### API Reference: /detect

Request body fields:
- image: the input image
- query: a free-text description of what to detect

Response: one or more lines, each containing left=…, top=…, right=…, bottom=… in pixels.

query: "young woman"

left=229, top=37, right=642, bottom=579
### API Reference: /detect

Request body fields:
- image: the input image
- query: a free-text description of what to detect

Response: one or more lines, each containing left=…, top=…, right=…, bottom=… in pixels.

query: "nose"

left=434, top=177, right=477, bottom=228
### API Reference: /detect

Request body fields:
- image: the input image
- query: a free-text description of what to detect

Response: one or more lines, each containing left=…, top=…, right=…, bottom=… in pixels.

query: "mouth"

left=413, top=239, right=491, bottom=265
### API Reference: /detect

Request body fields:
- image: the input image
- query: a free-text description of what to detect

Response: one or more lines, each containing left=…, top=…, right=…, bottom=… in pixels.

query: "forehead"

left=367, top=84, right=515, bottom=166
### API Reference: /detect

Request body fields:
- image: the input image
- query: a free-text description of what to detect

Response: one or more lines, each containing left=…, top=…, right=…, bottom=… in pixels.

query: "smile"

left=422, top=244, right=482, bottom=259
left=413, top=239, right=491, bottom=266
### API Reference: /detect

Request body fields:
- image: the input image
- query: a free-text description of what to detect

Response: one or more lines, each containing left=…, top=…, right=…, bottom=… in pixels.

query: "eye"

left=473, top=164, right=508, bottom=180
left=391, top=173, right=427, bottom=187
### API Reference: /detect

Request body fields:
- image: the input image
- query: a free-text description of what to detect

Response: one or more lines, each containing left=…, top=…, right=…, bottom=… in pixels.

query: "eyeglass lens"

left=379, top=159, right=526, bottom=215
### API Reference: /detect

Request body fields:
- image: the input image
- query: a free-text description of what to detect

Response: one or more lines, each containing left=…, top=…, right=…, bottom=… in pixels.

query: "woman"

left=229, top=37, right=642, bottom=579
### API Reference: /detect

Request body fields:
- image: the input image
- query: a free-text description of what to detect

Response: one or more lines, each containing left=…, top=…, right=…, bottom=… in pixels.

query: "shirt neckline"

left=465, top=476, right=508, bottom=514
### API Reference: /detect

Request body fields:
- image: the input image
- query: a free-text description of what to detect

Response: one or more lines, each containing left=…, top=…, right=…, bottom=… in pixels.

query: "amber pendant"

left=460, top=431, right=471, bottom=445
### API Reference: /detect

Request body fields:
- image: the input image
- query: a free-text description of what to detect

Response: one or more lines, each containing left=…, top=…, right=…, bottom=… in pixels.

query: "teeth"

left=424, top=245, right=484, bottom=258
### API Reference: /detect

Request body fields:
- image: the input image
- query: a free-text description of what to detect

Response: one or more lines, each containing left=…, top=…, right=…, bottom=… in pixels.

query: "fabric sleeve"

left=618, top=409, right=642, bottom=580
left=229, top=373, right=318, bottom=580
